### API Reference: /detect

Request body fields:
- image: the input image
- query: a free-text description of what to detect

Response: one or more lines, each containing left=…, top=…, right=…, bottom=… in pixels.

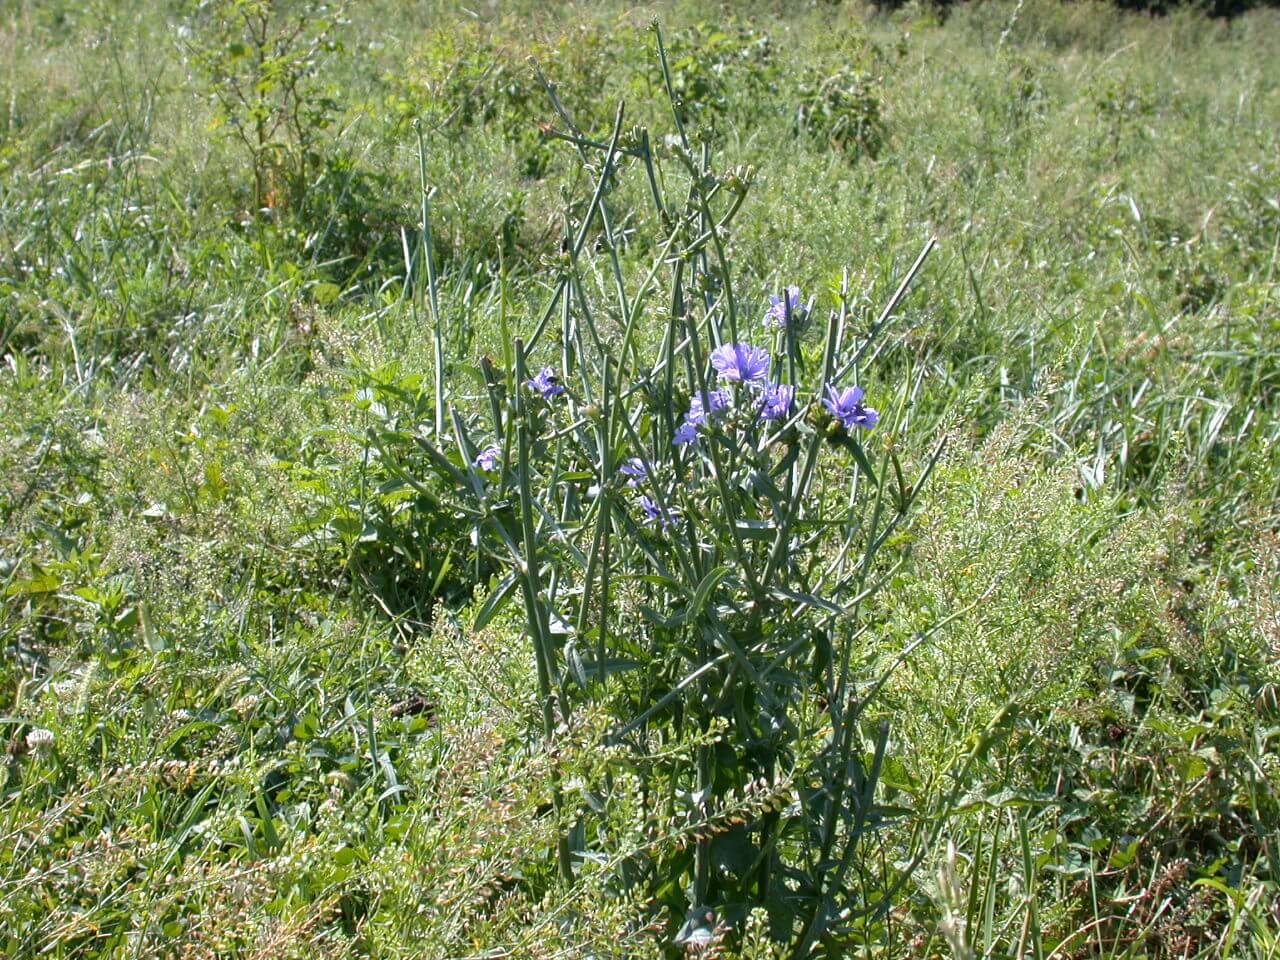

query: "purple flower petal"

left=766, top=286, right=809, bottom=328
left=619, top=457, right=648, bottom=487
left=527, top=366, right=566, bottom=398
left=673, top=421, right=700, bottom=446
left=823, top=383, right=878, bottom=431
left=758, top=382, right=796, bottom=422
left=686, top=388, right=730, bottom=426
left=640, top=495, right=677, bottom=530
left=710, top=343, right=770, bottom=383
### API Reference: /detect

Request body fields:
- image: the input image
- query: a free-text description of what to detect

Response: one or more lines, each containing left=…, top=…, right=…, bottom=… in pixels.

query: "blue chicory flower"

left=822, top=384, right=879, bottom=430
left=710, top=343, right=770, bottom=383
left=766, top=286, right=813, bottom=328
left=619, top=457, right=648, bottom=487
left=674, top=388, right=731, bottom=448
left=474, top=445, right=501, bottom=470
left=673, top=421, right=700, bottom=446
left=639, top=495, right=677, bottom=530
left=758, top=382, right=796, bottom=422
left=527, top=366, right=566, bottom=398
left=685, top=388, right=731, bottom=426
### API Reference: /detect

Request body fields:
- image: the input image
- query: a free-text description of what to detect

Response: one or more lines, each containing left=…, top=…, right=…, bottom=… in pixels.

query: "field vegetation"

left=1, top=0, right=1278, bottom=956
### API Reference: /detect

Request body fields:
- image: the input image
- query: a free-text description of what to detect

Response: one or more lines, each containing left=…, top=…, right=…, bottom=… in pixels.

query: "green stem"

left=414, top=124, right=446, bottom=438
left=514, top=340, right=574, bottom=883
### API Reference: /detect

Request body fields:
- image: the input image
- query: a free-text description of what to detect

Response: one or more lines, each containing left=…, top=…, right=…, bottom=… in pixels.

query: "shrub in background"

left=187, top=0, right=348, bottom=212
left=386, top=22, right=622, bottom=179
left=793, top=32, right=895, bottom=164
left=645, top=21, right=778, bottom=138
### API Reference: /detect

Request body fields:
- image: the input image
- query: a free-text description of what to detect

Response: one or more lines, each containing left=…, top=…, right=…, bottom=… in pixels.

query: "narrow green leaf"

left=833, top=434, right=878, bottom=486
left=734, top=519, right=776, bottom=540
left=686, top=564, right=732, bottom=623
left=474, top=572, right=519, bottom=631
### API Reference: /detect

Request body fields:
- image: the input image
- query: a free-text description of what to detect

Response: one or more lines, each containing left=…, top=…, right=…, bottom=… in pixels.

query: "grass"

left=1, top=0, right=1277, bottom=956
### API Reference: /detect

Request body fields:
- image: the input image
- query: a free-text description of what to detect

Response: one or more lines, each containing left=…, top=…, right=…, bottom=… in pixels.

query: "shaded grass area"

left=1, top=0, right=1277, bottom=956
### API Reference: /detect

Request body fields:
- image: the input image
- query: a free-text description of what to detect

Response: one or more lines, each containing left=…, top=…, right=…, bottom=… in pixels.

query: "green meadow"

left=1, top=0, right=1277, bottom=956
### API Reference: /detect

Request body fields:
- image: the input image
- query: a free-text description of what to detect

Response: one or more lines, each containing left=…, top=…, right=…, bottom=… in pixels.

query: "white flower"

left=25, top=728, right=55, bottom=753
